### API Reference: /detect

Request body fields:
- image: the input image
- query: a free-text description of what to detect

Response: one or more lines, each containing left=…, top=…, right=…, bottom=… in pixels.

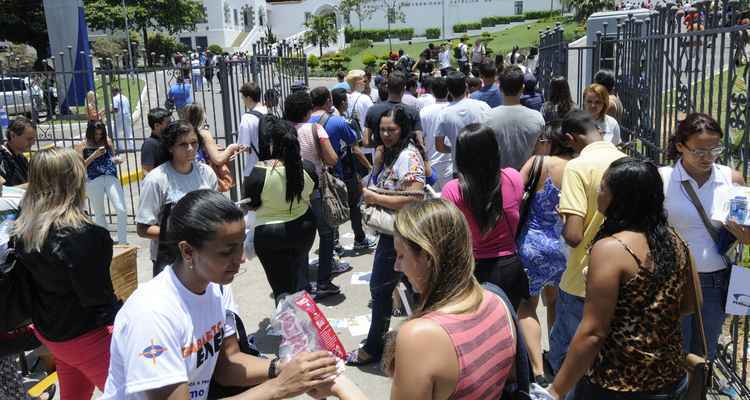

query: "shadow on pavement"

left=249, top=318, right=282, bottom=355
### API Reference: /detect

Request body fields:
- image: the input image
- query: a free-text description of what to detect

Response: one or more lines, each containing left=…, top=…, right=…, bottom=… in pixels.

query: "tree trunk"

left=142, top=26, right=150, bottom=66
left=319, top=42, right=323, bottom=57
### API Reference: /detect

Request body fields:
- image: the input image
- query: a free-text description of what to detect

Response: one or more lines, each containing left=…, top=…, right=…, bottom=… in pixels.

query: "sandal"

left=346, top=348, right=377, bottom=366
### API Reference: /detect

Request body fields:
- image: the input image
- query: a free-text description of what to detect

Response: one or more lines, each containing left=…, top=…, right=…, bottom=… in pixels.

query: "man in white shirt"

left=416, top=76, right=437, bottom=111
left=481, top=65, right=546, bottom=170
left=457, top=37, right=470, bottom=76
left=237, top=82, right=267, bottom=178
left=401, top=77, right=419, bottom=109
left=438, top=43, right=452, bottom=76
left=346, top=70, right=374, bottom=159
left=419, top=77, right=451, bottom=190
left=435, top=71, right=491, bottom=174
left=190, top=53, right=203, bottom=90
left=111, top=87, right=136, bottom=152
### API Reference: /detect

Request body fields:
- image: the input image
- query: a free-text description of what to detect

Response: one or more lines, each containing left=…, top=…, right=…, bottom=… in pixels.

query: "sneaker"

left=353, top=238, right=377, bottom=252
left=334, top=243, right=345, bottom=256
left=331, top=260, right=353, bottom=277
left=314, top=282, right=341, bottom=300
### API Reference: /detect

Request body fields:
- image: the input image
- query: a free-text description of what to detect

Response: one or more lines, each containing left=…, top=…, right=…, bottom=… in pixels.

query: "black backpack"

left=454, top=45, right=463, bottom=60
left=247, top=110, right=279, bottom=161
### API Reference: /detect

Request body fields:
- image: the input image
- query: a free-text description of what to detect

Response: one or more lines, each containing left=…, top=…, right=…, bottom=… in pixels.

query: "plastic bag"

left=271, top=291, right=347, bottom=362
left=243, top=211, right=256, bottom=260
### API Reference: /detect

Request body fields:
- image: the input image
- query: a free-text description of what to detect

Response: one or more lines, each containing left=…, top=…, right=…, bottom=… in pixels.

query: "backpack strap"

left=245, top=109, right=265, bottom=156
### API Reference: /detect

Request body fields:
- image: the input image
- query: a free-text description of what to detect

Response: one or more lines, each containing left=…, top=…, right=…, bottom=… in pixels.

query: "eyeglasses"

left=684, top=145, right=724, bottom=159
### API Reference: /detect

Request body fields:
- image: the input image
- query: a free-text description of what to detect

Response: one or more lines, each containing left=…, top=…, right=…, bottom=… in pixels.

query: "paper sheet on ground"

left=347, top=315, right=372, bottom=337
left=350, top=272, right=371, bottom=285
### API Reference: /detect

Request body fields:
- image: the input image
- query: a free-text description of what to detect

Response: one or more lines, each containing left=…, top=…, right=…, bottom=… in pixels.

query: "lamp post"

left=387, top=6, right=393, bottom=53
left=122, top=0, right=134, bottom=71
left=442, top=0, right=446, bottom=40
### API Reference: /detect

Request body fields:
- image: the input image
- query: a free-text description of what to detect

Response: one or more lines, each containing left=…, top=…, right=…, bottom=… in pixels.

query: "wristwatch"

left=268, top=357, right=280, bottom=379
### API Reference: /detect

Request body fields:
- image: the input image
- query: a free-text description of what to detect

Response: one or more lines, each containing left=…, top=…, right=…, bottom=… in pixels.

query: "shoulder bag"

left=0, top=236, right=32, bottom=333
left=680, top=180, right=735, bottom=267
left=683, top=237, right=711, bottom=400
left=361, top=185, right=439, bottom=236
left=312, top=123, right=350, bottom=226
left=517, top=155, right=544, bottom=239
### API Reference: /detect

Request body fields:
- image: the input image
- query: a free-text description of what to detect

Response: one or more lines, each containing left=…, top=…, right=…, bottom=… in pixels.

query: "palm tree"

left=304, top=14, right=338, bottom=57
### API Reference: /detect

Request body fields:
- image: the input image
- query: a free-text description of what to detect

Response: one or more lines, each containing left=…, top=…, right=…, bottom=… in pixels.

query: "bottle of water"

left=0, top=214, right=16, bottom=267
left=0, top=106, right=8, bottom=131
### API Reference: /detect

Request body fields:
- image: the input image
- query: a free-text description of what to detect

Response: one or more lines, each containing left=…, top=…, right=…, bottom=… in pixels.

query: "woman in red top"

left=311, top=199, right=517, bottom=400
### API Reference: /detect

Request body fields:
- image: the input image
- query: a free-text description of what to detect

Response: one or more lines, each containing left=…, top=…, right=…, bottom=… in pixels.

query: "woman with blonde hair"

left=85, top=91, right=102, bottom=122
left=314, top=199, right=517, bottom=400
left=14, top=147, right=120, bottom=400
left=583, top=83, right=621, bottom=145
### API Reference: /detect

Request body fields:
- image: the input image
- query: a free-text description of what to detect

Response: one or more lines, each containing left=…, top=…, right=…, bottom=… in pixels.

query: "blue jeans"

left=549, top=289, right=585, bottom=399
left=310, top=190, right=335, bottom=286
left=363, top=235, right=400, bottom=359
left=681, top=268, right=730, bottom=360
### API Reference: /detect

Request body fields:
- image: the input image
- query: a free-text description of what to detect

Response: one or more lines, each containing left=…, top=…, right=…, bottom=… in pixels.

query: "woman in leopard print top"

left=548, top=158, right=698, bottom=399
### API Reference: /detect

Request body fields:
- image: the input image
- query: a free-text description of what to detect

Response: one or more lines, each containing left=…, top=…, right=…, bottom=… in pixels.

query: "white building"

left=177, top=0, right=268, bottom=52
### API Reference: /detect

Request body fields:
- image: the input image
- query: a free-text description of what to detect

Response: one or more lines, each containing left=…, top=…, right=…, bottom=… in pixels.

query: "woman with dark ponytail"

left=242, top=119, right=318, bottom=304
left=659, top=112, right=750, bottom=363
left=547, top=157, right=696, bottom=399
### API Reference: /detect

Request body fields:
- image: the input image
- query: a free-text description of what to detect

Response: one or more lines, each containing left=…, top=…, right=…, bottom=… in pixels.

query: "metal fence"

left=537, top=1, right=750, bottom=396
left=0, top=39, right=308, bottom=227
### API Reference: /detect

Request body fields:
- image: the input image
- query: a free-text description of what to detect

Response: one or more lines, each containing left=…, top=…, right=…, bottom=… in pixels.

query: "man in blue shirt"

left=470, top=61, right=503, bottom=108
left=167, top=76, right=193, bottom=119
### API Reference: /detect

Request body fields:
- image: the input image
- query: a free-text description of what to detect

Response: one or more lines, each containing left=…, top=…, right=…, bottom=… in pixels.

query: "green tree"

left=565, top=0, right=615, bottom=21
left=338, top=0, right=376, bottom=32
left=84, top=0, right=206, bottom=65
left=304, top=15, right=338, bottom=57
left=0, top=0, right=49, bottom=67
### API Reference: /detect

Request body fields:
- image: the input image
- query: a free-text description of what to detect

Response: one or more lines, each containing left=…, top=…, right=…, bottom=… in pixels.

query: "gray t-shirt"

left=136, top=161, right=218, bottom=260
left=435, top=97, right=491, bottom=173
left=481, top=104, right=545, bottom=170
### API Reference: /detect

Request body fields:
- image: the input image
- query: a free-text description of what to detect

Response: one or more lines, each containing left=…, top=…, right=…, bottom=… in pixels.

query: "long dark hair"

left=667, top=113, right=723, bottom=161
left=593, top=158, right=676, bottom=278
left=548, top=76, right=575, bottom=115
left=166, top=189, right=244, bottom=265
left=380, top=105, right=426, bottom=167
left=270, top=120, right=305, bottom=209
left=85, top=121, right=112, bottom=152
left=543, top=121, right=576, bottom=157
left=455, top=123, right=503, bottom=235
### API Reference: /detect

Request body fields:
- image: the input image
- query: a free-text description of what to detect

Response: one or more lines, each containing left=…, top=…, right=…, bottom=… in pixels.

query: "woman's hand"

left=268, top=351, right=338, bottom=399
left=546, top=385, right=562, bottom=400
left=112, top=155, right=124, bottom=164
left=725, top=220, right=750, bottom=245
left=307, top=375, right=366, bottom=400
left=362, top=188, right=379, bottom=205
left=92, top=146, right=107, bottom=159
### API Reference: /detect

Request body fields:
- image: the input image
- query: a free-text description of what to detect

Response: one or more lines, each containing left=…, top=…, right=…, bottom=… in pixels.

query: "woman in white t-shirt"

left=103, top=190, right=338, bottom=400
left=135, top=121, right=218, bottom=277
left=583, top=84, right=621, bottom=146
left=659, top=113, right=750, bottom=361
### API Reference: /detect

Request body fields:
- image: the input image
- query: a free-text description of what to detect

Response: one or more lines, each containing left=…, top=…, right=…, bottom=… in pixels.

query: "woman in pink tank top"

left=310, top=199, right=517, bottom=400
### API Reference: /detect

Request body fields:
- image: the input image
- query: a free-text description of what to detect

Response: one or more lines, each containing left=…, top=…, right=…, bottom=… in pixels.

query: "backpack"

left=312, top=123, right=350, bottom=226
left=247, top=110, right=279, bottom=161
left=398, top=55, right=414, bottom=73
left=347, top=94, right=365, bottom=137
left=454, top=45, right=463, bottom=60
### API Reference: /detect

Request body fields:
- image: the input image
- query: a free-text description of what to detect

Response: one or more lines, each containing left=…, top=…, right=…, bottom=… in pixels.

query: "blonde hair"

left=583, top=83, right=610, bottom=120
left=13, top=147, right=90, bottom=252
left=346, top=69, right=366, bottom=88
left=86, top=91, right=96, bottom=105
left=382, top=199, right=482, bottom=374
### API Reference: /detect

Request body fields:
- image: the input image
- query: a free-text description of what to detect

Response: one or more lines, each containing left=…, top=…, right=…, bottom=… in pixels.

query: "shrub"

left=481, top=17, right=495, bottom=27
left=453, top=22, right=482, bottom=32
left=307, top=54, right=320, bottom=69
left=207, top=44, right=223, bottom=55
left=146, top=32, right=185, bottom=64
left=351, top=39, right=372, bottom=49
left=344, top=27, right=414, bottom=43
left=425, top=28, right=441, bottom=39
left=362, top=53, right=378, bottom=68
left=92, top=37, right=123, bottom=61
left=524, top=10, right=561, bottom=19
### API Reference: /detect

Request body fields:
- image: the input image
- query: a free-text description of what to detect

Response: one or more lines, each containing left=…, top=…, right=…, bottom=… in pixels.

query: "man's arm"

left=435, top=135, right=451, bottom=154
left=562, top=214, right=585, bottom=248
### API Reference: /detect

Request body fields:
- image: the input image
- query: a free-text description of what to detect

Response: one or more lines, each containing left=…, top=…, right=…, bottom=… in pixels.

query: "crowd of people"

left=0, top=45, right=745, bottom=400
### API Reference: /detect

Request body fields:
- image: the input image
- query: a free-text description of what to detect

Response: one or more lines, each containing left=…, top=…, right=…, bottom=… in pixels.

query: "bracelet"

left=268, top=357, right=280, bottom=379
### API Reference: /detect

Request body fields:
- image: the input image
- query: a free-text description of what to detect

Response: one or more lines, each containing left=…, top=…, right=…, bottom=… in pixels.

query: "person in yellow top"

left=548, top=109, right=626, bottom=397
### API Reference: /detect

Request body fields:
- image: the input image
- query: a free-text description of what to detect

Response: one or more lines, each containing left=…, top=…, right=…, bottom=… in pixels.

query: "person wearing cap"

left=520, top=73, right=545, bottom=112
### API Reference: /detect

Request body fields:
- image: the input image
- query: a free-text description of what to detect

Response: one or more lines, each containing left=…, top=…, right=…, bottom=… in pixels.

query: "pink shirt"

left=295, top=122, right=329, bottom=174
left=442, top=168, right=524, bottom=259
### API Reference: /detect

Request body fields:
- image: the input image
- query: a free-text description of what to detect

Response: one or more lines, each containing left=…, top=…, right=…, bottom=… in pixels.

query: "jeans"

left=682, top=268, right=730, bottom=360
left=254, top=210, right=316, bottom=303
left=344, top=176, right=366, bottom=243
left=192, top=73, right=203, bottom=90
left=35, top=326, right=112, bottom=400
left=363, top=235, right=400, bottom=359
left=549, top=289, right=585, bottom=399
left=86, top=174, right=128, bottom=244
left=575, top=375, right=688, bottom=400
left=112, top=118, right=136, bottom=152
left=310, top=191, right=335, bottom=285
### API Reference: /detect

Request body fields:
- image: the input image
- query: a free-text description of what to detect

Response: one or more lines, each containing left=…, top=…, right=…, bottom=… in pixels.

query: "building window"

left=305, top=12, right=312, bottom=23
left=259, top=8, right=265, bottom=26
left=344, top=11, right=350, bottom=24
left=514, top=0, right=523, bottom=14
left=224, top=2, right=231, bottom=24
left=234, top=9, right=239, bottom=26
left=196, top=36, right=208, bottom=51
left=179, top=37, right=193, bottom=49
left=199, top=6, right=208, bottom=23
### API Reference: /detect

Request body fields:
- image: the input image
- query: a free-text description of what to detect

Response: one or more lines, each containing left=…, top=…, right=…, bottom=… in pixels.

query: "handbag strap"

left=685, top=239, right=710, bottom=359
left=681, top=180, right=721, bottom=245
left=526, top=155, right=544, bottom=198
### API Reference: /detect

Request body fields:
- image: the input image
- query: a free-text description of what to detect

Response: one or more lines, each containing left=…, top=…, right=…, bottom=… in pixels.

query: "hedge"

left=425, top=28, right=441, bottom=39
left=524, top=10, right=561, bottom=19
left=454, top=11, right=559, bottom=33
left=452, top=22, right=481, bottom=33
left=344, top=27, right=415, bottom=43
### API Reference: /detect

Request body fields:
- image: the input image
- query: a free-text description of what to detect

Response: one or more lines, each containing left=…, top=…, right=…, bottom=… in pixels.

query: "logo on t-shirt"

left=181, top=321, right=225, bottom=369
left=140, top=340, right=168, bottom=365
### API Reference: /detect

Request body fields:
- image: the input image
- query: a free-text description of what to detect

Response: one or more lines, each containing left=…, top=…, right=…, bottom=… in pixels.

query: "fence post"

left=217, top=57, right=238, bottom=202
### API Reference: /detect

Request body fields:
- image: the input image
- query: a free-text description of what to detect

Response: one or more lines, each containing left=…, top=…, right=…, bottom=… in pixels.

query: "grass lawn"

left=67, top=76, right=145, bottom=116
left=339, top=16, right=584, bottom=71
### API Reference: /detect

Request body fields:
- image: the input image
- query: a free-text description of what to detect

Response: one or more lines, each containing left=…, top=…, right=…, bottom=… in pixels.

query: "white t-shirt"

left=191, top=58, right=201, bottom=74
left=101, top=266, right=238, bottom=400
left=596, top=114, right=622, bottom=146
left=458, top=43, right=468, bottom=62
left=136, top=162, right=218, bottom=260
left=436, top=97, right=491, bottom=173
left=401, top=93, right=419, bottom=109
left=416, top=93, right=436, bottom=111
left=439, top=50, right=451, bottom=69
left=238, top=106, right=267, bottom=177
left=420, top=102, right=452, bottom=190
left=347, top=92, right=373, bottom=154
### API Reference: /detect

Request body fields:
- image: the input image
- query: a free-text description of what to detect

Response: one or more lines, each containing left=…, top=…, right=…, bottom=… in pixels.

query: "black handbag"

left=0, top=236, right=33, bottom=333
left=207, top=310, right=263, bottom=399
left=517, top=155, right=544, bottom=239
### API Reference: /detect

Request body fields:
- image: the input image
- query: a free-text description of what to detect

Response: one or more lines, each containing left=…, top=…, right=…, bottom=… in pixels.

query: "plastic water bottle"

left=729, top=195, right=748, bottom=224
left=0, top=106, right=8, bottom=131
left=0, top=214, right=16, bottom=267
